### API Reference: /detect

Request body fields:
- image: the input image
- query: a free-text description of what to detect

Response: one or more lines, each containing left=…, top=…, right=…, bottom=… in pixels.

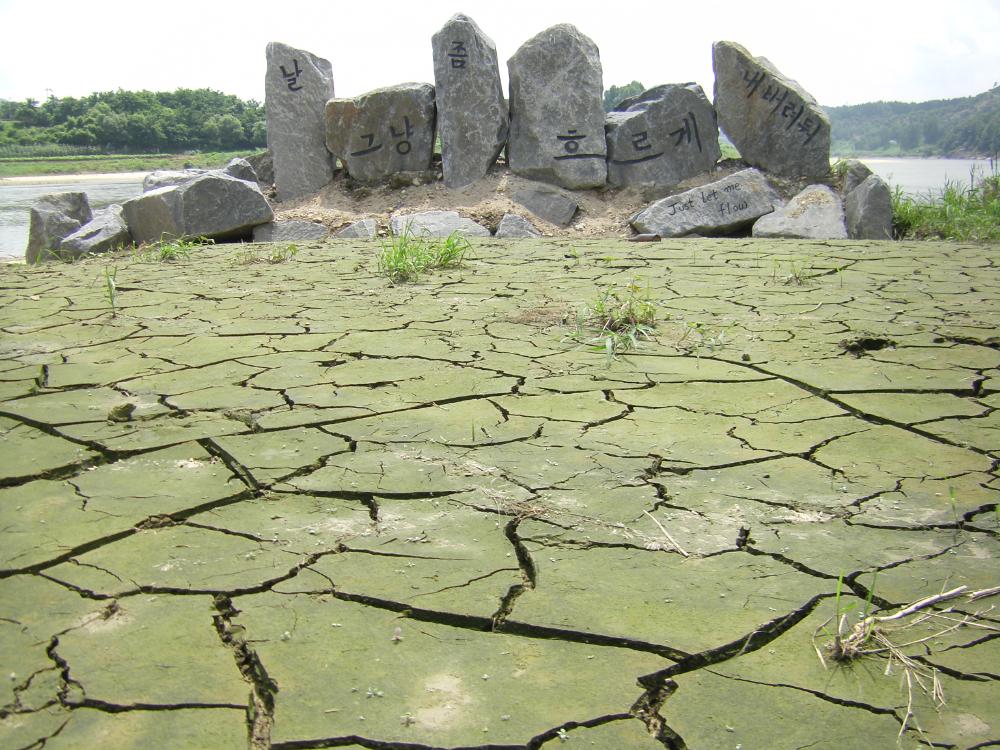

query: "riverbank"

left=0, top=150, right=259, bottom=179
left=1, top=238, right=997, bottom=749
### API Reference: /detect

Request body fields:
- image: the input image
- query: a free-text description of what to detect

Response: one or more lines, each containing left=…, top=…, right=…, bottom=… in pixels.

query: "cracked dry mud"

left=1, top=237, right=998, bottom=750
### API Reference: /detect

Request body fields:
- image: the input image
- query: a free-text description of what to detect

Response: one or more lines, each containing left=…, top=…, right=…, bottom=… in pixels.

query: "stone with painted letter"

left=507, top=24, right=607, bottom=189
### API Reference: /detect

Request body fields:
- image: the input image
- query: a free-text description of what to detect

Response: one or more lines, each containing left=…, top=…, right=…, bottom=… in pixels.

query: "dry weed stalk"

left=814, top=584, right=999, bottom=740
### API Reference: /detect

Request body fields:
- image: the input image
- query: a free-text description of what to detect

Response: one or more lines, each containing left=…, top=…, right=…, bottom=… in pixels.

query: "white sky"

left=1, top=0, right=998, bottom=107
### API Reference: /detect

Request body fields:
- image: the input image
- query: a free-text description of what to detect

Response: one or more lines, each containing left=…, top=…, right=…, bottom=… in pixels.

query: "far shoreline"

left=0, top=171, right=150, bottom=186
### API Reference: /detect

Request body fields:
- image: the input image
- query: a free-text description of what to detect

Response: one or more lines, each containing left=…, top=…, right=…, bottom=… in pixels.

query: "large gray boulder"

left=513, top=183, right=579, bottom=226
left=252, top=220, right=329, bottom=243
left=495, top=213, right=541, bottom=238
left=432, top=13, right=508, bottom=189
left=58, top=204, right=132, bottom=258
left=845, top=174, right=893, bottom=240
left=713, top=41, right=831, bottom=180
left=390, top=210, right=490, bottom=238
left=606, top=83, right=721, bottom=191
left=25, top=192, right=92, bottom=264
left=123, top=173, right=273, bottom=245
left=265, top=42, right=336, bottom=201
left=630, top=168, right=781, bottom=237
left=326, top=83, right=436, bottom=184
left=752, top=185, right=847, bottom=239
left=507, top=24, right=606, bottom=189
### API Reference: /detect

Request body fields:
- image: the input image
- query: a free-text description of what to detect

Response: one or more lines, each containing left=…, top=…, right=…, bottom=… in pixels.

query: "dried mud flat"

left=0, top=237, right=998, bottom=750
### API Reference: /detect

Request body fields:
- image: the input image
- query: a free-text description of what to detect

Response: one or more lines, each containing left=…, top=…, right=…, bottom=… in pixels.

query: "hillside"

left=825, top=86, right=999, bottom=157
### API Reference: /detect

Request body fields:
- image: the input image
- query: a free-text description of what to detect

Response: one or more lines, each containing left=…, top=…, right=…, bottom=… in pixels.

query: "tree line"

left=820, top=87, right=998, bottom=157
left=3, top=83, right=996, bottom=158
left=0, top=89, right=266, bottom=153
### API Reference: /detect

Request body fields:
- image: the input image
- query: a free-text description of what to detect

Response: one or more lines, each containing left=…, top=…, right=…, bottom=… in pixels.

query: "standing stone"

left=325, top=84, right=436, bottom=184
left=606, top=84, right=721, bottom=191
left=752, top=185, right=847, bottom=239
left=507, top=24, right=606, bottom=189
left=845, top=174, right=894, bottom=240
left=713, top=41, right=831, bottom=180
left=25, top=192, right=92, bottom=264
left=630, top=168, right=781, bottom=237
left=432, top=14, right=508, bottom=189
left=265, top=42, right=336, bottom=201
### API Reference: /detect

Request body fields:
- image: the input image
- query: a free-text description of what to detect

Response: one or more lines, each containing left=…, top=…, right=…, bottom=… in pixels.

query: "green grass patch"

left=0, top=150, right=261, bottom=178
left=234, top=243, right=300, bottom=265
left=377, top=230, right=471, bottom=283
left=570, top=278, right=658, bottom=364
left=892, top=166, right=1000, bottom=242
left=131, top=236, right=214, bottom=263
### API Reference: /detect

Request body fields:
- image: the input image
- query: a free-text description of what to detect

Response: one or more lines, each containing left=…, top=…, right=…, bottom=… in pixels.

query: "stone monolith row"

left=266, top=42, right=336, bottom=201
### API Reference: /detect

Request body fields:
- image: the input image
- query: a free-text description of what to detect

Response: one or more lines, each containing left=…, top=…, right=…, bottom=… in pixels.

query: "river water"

left=0, top=158, right=993, bottom=261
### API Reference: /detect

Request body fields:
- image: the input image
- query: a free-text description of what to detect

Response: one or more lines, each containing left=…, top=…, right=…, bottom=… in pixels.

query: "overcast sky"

left=1, top=0, right=998, bottom=107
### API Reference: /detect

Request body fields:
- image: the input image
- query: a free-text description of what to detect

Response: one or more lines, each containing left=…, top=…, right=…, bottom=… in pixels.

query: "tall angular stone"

left=265, top=42, right=336, bottom=201
left=507, top=24, right=606, bottom=190
left=25, top=192, right=92, bottom=264
left=845, top=174, right=894, bottom=240
left=606, top=83, right=721, bottom=191
left=713, top=41, right=831, bottom=180
left=325, top=84, right=436, bottom=184
left=432, top=14, right=508, bottom=189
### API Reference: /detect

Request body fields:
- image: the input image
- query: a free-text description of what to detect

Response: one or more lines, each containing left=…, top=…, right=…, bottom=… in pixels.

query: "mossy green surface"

left=1, top=238, right=998, bottom=748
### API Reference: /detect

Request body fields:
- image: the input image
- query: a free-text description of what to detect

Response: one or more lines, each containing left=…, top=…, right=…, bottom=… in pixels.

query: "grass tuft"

left=234, top=243, right=299, bottom=265
left=377, top=230, right=471, bottom=284
left=892, top=163, right=1000, bottom=241
left=569, top=278, right=658, bottom=364
left=132, top=236, right=213, bottom=263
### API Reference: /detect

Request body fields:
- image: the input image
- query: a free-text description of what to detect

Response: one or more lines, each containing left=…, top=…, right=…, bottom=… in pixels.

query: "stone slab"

left=494, top=213, right=541, bottom=238
left=512, top=183, right=579, bottom=226
left=253, top=220, right=330, bottom=243
left=630, top=167, right=781, bottom=236
left=389, top=210, right=490, bottom=237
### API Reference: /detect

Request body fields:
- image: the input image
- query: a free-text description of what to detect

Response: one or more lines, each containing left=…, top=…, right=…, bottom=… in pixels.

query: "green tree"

left=603, top=81, right=645, bottom=112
